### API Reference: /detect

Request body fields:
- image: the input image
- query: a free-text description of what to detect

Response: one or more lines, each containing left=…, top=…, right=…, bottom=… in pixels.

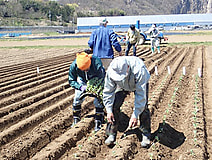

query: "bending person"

left=69, top=52, right=106, bottom=132
left=103, top=56, right=151, bottom=148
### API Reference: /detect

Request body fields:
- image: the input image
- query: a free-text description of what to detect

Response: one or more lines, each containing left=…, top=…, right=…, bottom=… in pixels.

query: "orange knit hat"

left=76, top=52, right=92, bottom=71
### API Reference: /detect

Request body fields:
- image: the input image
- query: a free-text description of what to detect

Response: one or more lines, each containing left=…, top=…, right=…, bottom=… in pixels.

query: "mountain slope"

left=59, top=0, right=210, bottom=15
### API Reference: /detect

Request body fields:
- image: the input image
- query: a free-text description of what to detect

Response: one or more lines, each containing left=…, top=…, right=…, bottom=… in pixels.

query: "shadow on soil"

left=152, top=122, right=186, bottom=149
left=119, top=122, right=186, bottom=149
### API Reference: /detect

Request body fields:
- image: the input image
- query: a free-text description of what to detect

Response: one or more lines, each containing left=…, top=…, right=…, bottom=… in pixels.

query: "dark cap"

left=130, top=24, right=135, bottom=30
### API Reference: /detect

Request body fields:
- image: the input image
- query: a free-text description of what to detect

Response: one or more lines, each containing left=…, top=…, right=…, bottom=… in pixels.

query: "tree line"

left=0, top=0, right=125, bottom=26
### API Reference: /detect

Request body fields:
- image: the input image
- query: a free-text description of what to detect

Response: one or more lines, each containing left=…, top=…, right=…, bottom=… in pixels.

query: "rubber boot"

left=94, top=112, right=104, bottom=132
left=71, top=117, right=80, bottom=127
left=151, top=47, right=155, bottom=54
left=105, top=134, right=116, bottom=145
left=157, top=46, right=160, bottom=53
left=71, top=104, right=81, bottom=127
left=141, top=132, right=151, bottom=148
left=139, top=107, right=151, bottom=148
left=105, top=91, right=128, bottom=145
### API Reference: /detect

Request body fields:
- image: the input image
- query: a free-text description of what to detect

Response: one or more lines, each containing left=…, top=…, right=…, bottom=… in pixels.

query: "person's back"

left=88, top=18, right=122, bottom=70
left=89, top=26, right=115, bottom=59
left=103, top=56, right=151, bottom=148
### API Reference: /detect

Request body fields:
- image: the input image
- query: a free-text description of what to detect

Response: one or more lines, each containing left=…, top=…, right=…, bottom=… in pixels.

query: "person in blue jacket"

left=88, top=17, right=122, bottom=70
left=69, top=52, right=106, bottom=132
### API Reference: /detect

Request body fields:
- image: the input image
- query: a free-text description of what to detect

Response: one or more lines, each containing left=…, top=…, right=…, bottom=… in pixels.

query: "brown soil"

left=0, top=34, right=212, bottom=160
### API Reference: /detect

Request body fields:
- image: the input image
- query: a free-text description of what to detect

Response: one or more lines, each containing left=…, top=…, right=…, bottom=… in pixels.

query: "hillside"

left=0, top=0, right=211, bottom=26
left=60, top=0, right=210, bottom=15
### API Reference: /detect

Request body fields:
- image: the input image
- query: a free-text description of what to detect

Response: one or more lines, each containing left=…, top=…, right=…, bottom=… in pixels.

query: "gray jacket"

left=103, top=56, right=150, bottom=119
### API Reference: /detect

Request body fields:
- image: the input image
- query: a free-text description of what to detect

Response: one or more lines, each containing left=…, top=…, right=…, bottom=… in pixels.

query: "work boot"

left=71, top=117, right=80, bottom=127
left=141, top=132, right=151, bottom=148
left=139, top=107, right=151, bottom=148
left=94, top=108, right=104, bottom=132
left=157, top=46, right=160, bottom=53
left=105, top=135, right=116, bottom=145
left=94, top=120, right=102, bottom=132
left=151, top=47, right=155, bottom=54
left=94, top=112, right=104, bottom=132
left=71, top=104, right=81, bottom=127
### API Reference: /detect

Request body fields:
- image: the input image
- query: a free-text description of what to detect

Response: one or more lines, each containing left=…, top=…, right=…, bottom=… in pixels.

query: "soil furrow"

left=0, top=85, right=74, bottom=131
left=0, top=62, right=70, bottom=91
left=0, top=50, right=76, bottom=75
left=148, top=47, right=185, bottom=91
left=148, top=47, right=187, bottom=112
left=0, top=98, right=95, bottom=160
left=161, top=46, right=205, bottom=160
left=0, top=52, right=75, bottom=82
left=31, top=109, right=96, bottom=160
left=203, top=46, right=212, bottom=159
left=0, top=80, right=69, bottom=118
left=136, top=47, right=151, bottom=57
left=0, top=76, right=68, bottom=109
left=141, top=46, right=205, bottom=160
left=0, top=95, right=74, bottom=148
left=0, top=70, right=68, bottom=103
left=0, top=44, right=210, bottom=160
left=142, top=47, right=170, bottom=66
left=147, top=47, right=182, bottom=75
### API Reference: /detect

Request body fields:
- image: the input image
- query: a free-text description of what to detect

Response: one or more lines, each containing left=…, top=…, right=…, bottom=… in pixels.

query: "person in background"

left=125, top=24, right=141, bottom=56
left=103, top=56, right=151, bottom=148
left=148, top=24, right=160, bottom=54
left=88, top=17, right=122, bottom=70
left=69, top=52, right=105, bottom=132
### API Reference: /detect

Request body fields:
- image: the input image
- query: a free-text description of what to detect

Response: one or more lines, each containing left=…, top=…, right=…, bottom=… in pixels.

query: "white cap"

left=108, top=57, right=129, bottom=81
left=99, top=17, right=108, bottom=25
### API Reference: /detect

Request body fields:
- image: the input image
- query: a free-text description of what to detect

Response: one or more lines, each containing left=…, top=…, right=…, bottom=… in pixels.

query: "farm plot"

left=0, top=45, right=210, bottom=160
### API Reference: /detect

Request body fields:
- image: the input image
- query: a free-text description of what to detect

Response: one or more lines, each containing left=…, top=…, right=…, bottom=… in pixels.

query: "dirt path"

left=0, top=48, right=84, bottom=68
left=0, top=38, right=89, bottom=47
left=0, top=33, right=212, bottom=48
left=167, top=34, right=212, bottom=43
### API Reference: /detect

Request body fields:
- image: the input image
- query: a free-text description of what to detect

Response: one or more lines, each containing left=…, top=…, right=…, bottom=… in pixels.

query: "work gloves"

left=80, top=85, right=87, bottom=92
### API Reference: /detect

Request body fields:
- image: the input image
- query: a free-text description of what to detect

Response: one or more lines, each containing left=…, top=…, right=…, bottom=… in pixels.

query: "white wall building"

left=77, top=13, right=212, bottom=32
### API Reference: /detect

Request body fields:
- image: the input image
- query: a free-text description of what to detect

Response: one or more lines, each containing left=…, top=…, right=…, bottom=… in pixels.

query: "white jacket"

left=103, top=56, right=150, bottom=119
left=149, top=27, right=159, bottom=38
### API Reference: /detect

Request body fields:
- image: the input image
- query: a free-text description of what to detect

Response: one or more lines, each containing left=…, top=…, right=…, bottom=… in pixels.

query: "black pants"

left=106, top=84, right=151, bottom=135
left=125, top=42, right=136, bottom=56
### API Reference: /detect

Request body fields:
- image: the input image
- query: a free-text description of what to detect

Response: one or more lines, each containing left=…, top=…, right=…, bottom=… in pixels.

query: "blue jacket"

left=69, top=56, right=105, bottom=90
left=88, top=26, right=121, bottom=59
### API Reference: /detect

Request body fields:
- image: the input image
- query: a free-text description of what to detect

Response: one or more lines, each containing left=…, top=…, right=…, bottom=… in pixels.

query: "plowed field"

left=0, top=36, right=212, bottom=160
